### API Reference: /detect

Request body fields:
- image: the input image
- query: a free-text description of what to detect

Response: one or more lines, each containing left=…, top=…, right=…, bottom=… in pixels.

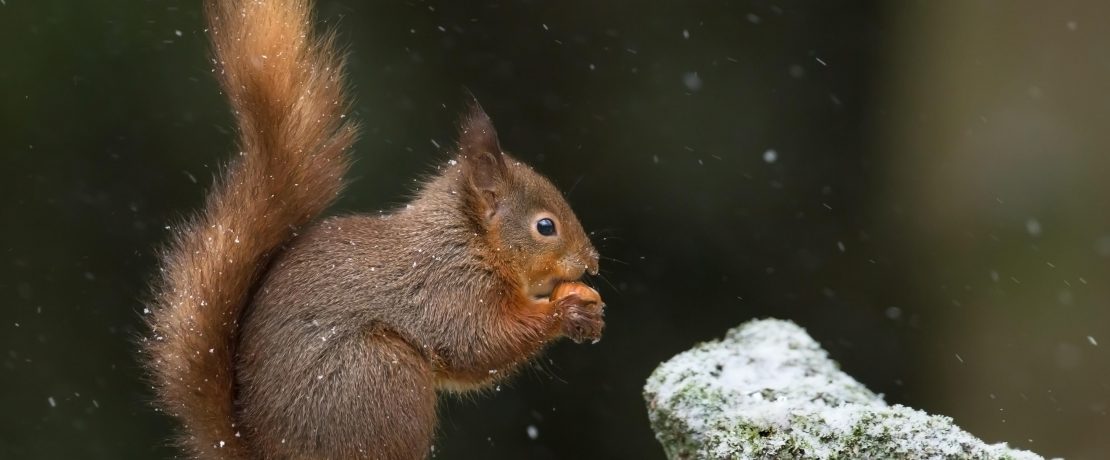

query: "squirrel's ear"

left=458, top=101, right=508, bottom=217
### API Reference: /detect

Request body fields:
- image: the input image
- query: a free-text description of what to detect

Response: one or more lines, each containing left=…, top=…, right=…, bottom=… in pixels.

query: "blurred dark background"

left=3, top=0, right=1109, bottom=458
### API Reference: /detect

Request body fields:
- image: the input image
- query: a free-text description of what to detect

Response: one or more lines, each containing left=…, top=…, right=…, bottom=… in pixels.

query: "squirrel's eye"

left=536, top=218, right=557, bottom=236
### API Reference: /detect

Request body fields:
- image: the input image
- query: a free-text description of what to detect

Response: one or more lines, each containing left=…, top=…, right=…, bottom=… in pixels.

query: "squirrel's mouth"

left=528, top=279, right=560, bottom=302
left=527, top=259, right=591, bottom=301
left=528, top=272, right=588, bottom=302
left=528, top=274, right=583, bottom=302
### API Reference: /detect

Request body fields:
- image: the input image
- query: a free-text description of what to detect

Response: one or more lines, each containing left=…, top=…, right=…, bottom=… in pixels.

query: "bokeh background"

left=3, top=0, right=1109, bottom=458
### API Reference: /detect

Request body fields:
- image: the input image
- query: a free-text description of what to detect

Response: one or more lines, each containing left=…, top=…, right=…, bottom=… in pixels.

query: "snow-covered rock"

left=644, top=319, right=1044, bottom=459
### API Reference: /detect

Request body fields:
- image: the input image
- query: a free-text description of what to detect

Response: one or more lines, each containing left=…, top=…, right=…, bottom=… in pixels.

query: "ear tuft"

left=457, top=99, right=508, bottom=215
left=459, top=99, right=502, bottom=159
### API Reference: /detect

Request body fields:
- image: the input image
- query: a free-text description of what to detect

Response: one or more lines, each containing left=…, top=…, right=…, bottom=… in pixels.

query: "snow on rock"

left=643, top=319, right=1045, bottom=460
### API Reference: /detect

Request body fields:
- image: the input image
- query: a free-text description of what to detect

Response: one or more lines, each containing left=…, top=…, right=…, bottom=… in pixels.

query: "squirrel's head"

left=455, top=102, right=599, bottom=300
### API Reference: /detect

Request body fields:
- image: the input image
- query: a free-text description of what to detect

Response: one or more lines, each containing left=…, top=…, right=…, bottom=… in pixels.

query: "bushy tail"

left=143, top=0, right=356, bottom=458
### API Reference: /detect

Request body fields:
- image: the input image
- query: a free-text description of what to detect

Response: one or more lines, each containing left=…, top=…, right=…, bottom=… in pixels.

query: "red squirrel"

left=142, top=0, right=605, bottom=458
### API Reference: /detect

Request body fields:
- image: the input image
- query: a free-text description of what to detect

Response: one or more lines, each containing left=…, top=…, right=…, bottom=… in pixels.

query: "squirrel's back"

left=142, top=0, right=356, bottom=458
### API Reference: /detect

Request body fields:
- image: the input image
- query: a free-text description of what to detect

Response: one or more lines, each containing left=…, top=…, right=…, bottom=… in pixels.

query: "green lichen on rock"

left=644, top=319, right=1045, bottom=460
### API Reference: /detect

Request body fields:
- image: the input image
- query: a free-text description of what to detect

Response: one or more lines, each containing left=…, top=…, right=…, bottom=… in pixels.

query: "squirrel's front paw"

left=552, top=282, right=605, bottom=344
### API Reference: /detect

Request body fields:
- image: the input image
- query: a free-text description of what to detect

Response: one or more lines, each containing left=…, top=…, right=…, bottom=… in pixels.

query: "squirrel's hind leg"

left=239, top=329, right=437, bottom=460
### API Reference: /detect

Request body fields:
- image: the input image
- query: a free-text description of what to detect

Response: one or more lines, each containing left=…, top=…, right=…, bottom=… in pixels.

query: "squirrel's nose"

left=585, top=248, right=600, bottom=276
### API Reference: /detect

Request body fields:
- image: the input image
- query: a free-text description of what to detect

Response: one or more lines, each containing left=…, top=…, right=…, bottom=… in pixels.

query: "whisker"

left=565, top=174, right=585, bottom=197
left=594, top=272, right=622, bottom=297
left=533, top=358, right=567, bottom=384
left=596, top=236, right=626, bottom=244
left=599, top=255, right=630, bottom=265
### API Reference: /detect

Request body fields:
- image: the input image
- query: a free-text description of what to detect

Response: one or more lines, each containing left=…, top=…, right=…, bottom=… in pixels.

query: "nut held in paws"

left=551, top=281, right=602, bottom=305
